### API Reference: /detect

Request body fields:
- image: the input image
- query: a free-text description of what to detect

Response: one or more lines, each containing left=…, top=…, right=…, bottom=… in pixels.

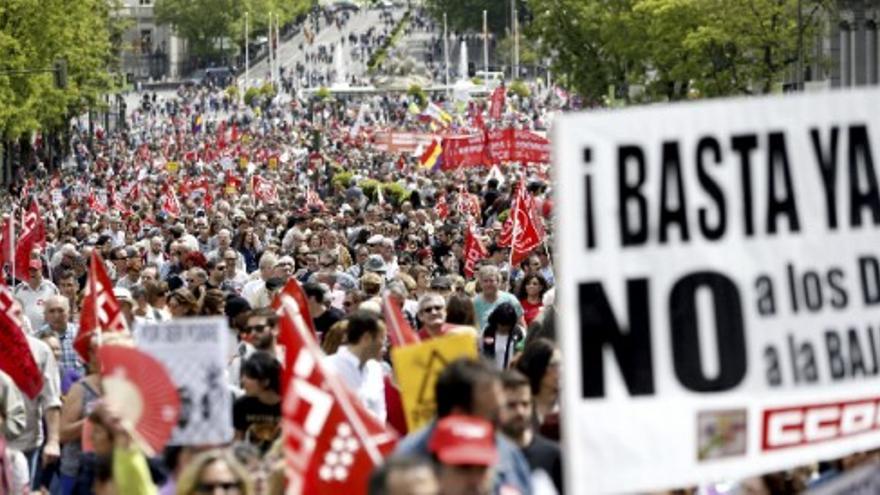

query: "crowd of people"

left=0, top=51, right=566, bottom=495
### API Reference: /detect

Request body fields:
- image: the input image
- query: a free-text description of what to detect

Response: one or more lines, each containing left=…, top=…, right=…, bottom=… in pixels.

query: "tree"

left=0, top=0, right=119, bottom=139
left=155, top=0, right=244, bottom=61
left=528, top=0, right=833, bottom=102
left=425, top=0, right=512, bottom=35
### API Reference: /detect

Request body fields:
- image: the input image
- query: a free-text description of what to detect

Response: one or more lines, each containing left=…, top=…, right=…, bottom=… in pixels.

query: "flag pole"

left=10, top=205, right=15, bottom=285
left=507, top=183, right=520, bottom=290
left=482, top=10, right=488, bottom=77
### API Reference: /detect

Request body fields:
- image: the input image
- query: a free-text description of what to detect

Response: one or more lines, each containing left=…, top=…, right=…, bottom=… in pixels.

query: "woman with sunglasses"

left=175, top=449, right=254, bottom=495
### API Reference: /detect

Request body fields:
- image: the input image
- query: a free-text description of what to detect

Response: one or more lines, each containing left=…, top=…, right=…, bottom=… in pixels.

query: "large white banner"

left=137, top=317, right=234, bottom=445
left=553, top=89, right=880, bottom=493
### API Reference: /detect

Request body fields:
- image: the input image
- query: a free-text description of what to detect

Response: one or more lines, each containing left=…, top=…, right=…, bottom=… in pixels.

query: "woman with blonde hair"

left=175, top=449, right=254, bottom=495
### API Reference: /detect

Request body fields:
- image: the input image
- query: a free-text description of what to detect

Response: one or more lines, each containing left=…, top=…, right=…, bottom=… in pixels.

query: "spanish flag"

left=193, top=114, right=204, bottom=134
left=419, top=139, right=443, bottom=170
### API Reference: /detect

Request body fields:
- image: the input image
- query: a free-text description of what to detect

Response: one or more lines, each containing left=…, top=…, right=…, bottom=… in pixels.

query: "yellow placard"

left=166, top=161, right=179, bottom=173
left=239, top=156, right=248, bottom=169
left=225, top=185, right=237, bottom=195
left=391, top=332, right=478, bottom=431
left=268, top=157, right=278, bottom=169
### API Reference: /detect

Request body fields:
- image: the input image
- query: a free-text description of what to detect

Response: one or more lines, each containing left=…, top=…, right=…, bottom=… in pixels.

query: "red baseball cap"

left=29, top=259, right=42, bottom=270
left=428, top=415, right=498, bottom=466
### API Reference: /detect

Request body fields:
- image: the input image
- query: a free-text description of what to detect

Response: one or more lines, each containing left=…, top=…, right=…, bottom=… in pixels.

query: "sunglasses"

left=245, top=324, right=270, bottom=333
left=420, top=305, right=444, bottom=313
left=195, top=482, right=242, bottom=494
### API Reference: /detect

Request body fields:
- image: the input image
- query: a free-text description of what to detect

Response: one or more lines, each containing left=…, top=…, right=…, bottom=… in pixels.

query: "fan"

left=98, top=345, right=180, bottom=455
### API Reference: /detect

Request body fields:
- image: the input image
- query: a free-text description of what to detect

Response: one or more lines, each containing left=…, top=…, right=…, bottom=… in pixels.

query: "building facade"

left=804, top=0, right=880, bottom=90
left=118, top=0, right=188, bottom=81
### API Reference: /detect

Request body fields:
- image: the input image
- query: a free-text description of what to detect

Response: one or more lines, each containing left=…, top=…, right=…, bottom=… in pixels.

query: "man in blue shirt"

left=395, top=358, right=532, bottom=495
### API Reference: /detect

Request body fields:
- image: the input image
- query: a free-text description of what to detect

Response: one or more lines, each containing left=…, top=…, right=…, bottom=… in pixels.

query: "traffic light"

left=53, top=60, right=67, bottom=89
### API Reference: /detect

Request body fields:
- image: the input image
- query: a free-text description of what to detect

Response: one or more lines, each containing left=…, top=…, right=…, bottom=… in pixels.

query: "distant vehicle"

left=330, top=0, right=360, bottom=12
left=376, top=0, right=393, bottom=8
left=186, top=67, right=233, bottom=87
left=475, top=70, right=505, bottom=89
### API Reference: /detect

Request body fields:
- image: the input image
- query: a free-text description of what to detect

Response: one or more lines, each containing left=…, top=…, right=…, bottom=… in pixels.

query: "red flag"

left=489, top=86, right=506, bottom=120
left=463, top=222, right=489, bottom=278
left=381, top=292, right=420, bottom=348
left=272, top=278, right=318, bottom=397
left=88, top=192, right=108, bottom=214
left=0, top=283, right=44, bottom=399
left=508, top=183, right=544, bottom=266
left=27, top=202, right=46, bottom=249
left=0, top=215, right=14, bottom=269
left=76, top=251, right=128, bottom=363
left=14, top=205, right=42, bottom=282
left=251, top=175, right=279, bottom=203
left=457, top=188, right=482, bottom=223
left=433, top=195, right=449, bottom=220
left=278, top=295, right=397, bottom=495
left=125, top=183, right=141, bottom=204
left=498, top=215, right=513, bottom=248
left=162, top=189, right=181, bottom=217
left=230, top=123, right=239, bottom=143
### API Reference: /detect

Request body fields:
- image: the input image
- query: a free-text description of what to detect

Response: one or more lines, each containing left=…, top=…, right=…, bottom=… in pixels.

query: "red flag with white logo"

left=272, top=279, right=319, bottom=398
left=14, top=204, right=43, bottom=282
left=508, top=182, right=544, bottom=266
left=433, top=195, right=449, bottom=220
left=251, top=175, right=279, bottom=203
left=278, top=295, right=397, bottom=495
left=75, top=251, right=129, bottom=363
left=162, top=189, right=181, bottom=217
left=463, top=222, right=489, bottom=279
left=0, top=282, right=44, bottom=399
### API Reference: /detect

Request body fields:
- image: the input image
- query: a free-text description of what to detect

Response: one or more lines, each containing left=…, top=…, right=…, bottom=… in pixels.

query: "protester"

left=473, top=266, right=523, bottom=332
left=514, top=338, right=561, bottom=441
left=368, top=455, right=439, bottom=495
left=499, top=370, right=563, bottom=494
left=175, top=449, right=255, bottom=495
left=233, top=352, right=282, bottom=453
left=395, top=358, right=531, bottom=494
left=481, top=303, right=526, bottom=370
left=515, top=274, right=548, bottom=327
left=325, top=310, right=388, bottom=422
left=14, top=259, right=58, bottom=330
left=428, top=415, right=499, bottom=495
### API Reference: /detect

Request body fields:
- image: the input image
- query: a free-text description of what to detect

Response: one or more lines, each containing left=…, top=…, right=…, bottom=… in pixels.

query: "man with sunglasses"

left=242, top=308, right=280, bottom=358
left=416, top=293, right=455, bottom=341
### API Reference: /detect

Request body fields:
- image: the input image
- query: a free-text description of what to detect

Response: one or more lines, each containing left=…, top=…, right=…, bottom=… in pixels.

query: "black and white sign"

left=137, top=317, right=233, bottom=445
left=553, top=89, right=880, bottom=493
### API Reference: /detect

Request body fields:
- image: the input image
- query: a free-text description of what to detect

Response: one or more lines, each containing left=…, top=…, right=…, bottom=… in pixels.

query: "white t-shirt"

left=14, top=280, right=58, bottom=331
left=325, top=346, right=386, bottom=423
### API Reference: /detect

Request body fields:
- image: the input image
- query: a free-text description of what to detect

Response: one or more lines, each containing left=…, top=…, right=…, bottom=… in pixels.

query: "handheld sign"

left=554, top=89, right=880, bottom=493
left=391, top=332, right=478, bottom=430
left=136, top=317, right=233, bottom=446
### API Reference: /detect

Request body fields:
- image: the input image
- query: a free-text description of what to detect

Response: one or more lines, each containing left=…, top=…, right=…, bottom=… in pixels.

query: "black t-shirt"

left=232, top=396, right=281, bottom=452
left=522, top=434, right=564, bottom=495
left=313, top=306, right=345, bottom=336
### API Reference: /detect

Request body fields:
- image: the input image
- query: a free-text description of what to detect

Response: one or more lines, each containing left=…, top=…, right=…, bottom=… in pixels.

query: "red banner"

left=371, top=132, right=439, bottom=154
left=441, top=134, right=487, bottom=170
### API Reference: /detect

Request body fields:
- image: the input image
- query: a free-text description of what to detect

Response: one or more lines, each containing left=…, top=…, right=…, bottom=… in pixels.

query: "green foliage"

left=367, top=11, right=411, bottom=73
left=156, top=0, right=311, bottom=61
left=382, top=182, right=411, bottom=205
left=407, top=84, right=427, bottom=107
left=225, top=85, right=239, bottom=99
left=332, top=171, right=354, bottom=189
left=315, top=87, right=332, bottom=101
left=259, top=82, right=276, bottom=97
left=426, top=0, right=514, bottom=35
left=243, top=87, right=261, bottom=106
left=358, top=178, right=381, bottom=199
left=0, top=0, right=120, bottom=138
left=509, top=80, right=530, bottom=98
left=527, top=0, right=832, bottom=102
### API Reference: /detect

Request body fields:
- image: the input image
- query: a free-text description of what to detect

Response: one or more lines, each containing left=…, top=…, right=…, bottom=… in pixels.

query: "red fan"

left=98, top=345, right=180, bottom=455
